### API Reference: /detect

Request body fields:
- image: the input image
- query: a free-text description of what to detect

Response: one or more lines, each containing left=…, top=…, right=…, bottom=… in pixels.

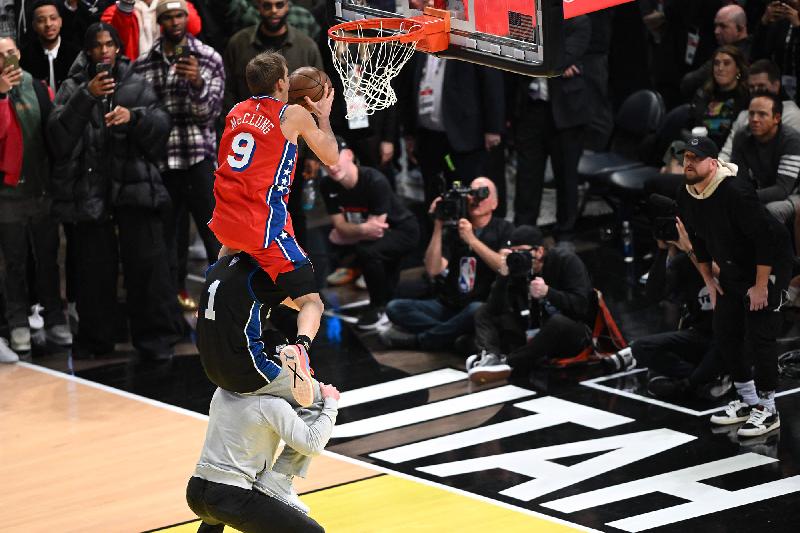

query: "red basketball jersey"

left=210, top=96, right=298, bottom=250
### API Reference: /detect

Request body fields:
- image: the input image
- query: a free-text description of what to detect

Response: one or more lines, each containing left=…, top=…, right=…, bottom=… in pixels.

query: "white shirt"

left=43, top=37, right=61, bottom=92
left=418, top=55, right=447, bottom=131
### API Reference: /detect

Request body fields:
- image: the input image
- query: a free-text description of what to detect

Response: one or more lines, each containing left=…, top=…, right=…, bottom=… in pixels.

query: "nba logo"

left=458, top=257, right=477, bottom=293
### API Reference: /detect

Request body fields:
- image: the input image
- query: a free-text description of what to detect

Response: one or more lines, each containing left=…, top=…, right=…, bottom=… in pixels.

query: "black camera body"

left=648, top=194, right=679, bottom=242
left=434, top=181, right=490, bottom=226
left=653, top=217, right=679, bottom=242
left=506, top=250, right=534, bottom=278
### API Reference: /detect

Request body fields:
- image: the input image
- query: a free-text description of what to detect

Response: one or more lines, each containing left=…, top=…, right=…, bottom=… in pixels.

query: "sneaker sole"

left=11, top=343, right=31, bottom=352
left=280, top=345, right=314, bottom=408
left=357, top=317, right=389, bottom=331
left=468, top=365, right=512, bottom=384
left=737, top=419, right=781, bottom=438
left=709, top=414, right=751, bottom=425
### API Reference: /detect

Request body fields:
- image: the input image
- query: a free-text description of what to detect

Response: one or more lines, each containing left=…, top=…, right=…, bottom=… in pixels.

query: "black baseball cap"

left=509, top=225, right=543, bottom=248
left=335, top=135, right=349, bottom=151
left=685, top=136, right=719, bottom=160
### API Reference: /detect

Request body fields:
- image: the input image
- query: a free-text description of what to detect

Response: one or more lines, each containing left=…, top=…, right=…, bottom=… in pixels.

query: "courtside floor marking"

left=19, top=362, right=599, bottom=533
left=153, top=475, right=588, bottom=532
left=581, top=367, right=800, bottom=416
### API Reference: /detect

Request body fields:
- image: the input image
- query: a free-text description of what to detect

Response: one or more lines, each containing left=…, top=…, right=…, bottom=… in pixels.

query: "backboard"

left=331, top=0, right=566, bottom=77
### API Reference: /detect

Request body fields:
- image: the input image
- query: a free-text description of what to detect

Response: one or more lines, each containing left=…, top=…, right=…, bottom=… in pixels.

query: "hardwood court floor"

left=0, top=363, right=580, bottom=533
left=157, top=475, right=582, bottom=533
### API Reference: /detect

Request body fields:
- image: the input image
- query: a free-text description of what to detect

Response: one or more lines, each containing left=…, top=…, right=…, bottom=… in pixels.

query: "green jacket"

left=210, top=0, right=321, bottom=41
left=223, top=24, right=323, bottom=111
left=0, top=71, right=51, bottom=200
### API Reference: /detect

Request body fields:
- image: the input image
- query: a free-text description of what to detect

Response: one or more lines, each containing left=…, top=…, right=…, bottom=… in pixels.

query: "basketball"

left=288, top=67, right=330, bottom=108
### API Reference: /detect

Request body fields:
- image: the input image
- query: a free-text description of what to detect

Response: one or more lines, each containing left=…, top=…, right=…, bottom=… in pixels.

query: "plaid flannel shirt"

left=133, top=35, right=225, bottom=171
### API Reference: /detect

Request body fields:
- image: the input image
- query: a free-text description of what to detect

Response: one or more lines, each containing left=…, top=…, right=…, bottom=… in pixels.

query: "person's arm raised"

left=281, top=85, right=338, bottom=166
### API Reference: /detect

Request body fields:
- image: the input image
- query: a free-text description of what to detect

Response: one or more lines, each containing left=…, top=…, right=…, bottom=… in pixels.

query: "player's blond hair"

left=246, top=52, right=288, bottom=96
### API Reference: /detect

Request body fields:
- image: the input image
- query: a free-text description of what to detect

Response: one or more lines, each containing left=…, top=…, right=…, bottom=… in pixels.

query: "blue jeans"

left=385, top=298, right=482, bottom=350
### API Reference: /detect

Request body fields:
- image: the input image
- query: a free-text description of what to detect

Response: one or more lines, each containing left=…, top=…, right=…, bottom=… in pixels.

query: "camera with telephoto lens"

left=648, top=194, right=679, bottom=242
left=434, top=181, right=490, bottom=226
left=602, top=347, right=637, bottom=372
left=506, top=250, right=534, bottom=278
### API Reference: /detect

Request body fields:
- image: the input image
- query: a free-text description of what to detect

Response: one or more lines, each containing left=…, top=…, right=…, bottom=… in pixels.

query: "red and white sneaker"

left=280, top=344, right=314, bottom=407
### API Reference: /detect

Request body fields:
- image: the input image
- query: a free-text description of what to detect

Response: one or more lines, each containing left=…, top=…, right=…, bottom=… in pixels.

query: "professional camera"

left=434, top=181, right=490, bottom=225
left=602, top=347, right=637, bottom=372
left=648, top=194, right=679, bottom=242
left=506, top=250, right=534, bottom=278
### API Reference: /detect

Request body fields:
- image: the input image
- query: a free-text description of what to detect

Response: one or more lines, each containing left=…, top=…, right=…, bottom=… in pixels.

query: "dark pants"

left=186, top=477, right=323, bottom=533
left=73, top=209, right=182, bottom=356
left=332, top=218, right=419, bottom=308
left=713, top=268, right=790, bottom=393
left=507, top=314, right=590, bottom=377
left=162, top=159, right=221, bottom=291
left=631, top=328, right=718, bottom=385
left=415, top=127, right=489, bottom=207
left=386, top=298, right=482, bottom=350
left=473, top=304, right=526, bottom=356
left=514, top=100, right=585, bottom=231
left=0, top=198, right=65, bottom=329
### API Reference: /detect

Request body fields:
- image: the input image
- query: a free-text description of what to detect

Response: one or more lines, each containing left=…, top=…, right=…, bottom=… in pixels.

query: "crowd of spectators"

left=0, top=0, right=799, bottom=418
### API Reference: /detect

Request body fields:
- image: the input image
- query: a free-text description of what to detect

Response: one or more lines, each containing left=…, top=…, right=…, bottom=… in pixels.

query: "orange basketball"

left=288, top=67, right=331, bottom=108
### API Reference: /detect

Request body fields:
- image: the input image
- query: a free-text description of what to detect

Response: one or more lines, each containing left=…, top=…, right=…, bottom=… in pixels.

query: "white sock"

left=734, top=380, right=758, bottom=406
left=758, top=390, right=777, bottom=413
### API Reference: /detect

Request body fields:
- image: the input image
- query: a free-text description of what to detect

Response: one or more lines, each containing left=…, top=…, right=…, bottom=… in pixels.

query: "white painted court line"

left=18, top=362, right=601, bottom=533
left=333, top=385, right=534, bottom=438
left=338, top=368, right=468, bottom=408
left=581, top=368, right=800, bottom=417
left=186, top=273, right=206, bottom=284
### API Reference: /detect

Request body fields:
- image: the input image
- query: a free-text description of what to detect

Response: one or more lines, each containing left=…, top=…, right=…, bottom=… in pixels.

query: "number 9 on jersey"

left=227, top=132, right=256, bottom=171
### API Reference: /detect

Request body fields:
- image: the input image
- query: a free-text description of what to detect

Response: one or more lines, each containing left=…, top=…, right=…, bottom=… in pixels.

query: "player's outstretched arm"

left=283, top=85, right=338, bottom=166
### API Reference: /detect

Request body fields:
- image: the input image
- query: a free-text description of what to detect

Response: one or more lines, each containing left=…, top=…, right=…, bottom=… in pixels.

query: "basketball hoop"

left=328, top=8, right=450, bottom=120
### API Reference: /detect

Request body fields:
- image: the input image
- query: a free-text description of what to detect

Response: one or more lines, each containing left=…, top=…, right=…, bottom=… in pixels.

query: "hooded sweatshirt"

left=678, top=159, right=792, bottom=286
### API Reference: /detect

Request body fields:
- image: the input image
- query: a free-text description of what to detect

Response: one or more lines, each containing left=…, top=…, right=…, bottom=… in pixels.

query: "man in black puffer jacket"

left=48, top=22, right=182, bottom=360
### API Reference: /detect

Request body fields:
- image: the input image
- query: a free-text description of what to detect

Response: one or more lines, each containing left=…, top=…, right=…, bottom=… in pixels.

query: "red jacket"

left=101, top=2, right=203, bottom=60
left=0, top=96, right=22, bottom=186
left=0, top=81, right=54, bottom=187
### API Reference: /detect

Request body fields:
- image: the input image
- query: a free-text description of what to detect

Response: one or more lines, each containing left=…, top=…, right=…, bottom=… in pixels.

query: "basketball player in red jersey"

left=209, top=52, right=338, bottom=407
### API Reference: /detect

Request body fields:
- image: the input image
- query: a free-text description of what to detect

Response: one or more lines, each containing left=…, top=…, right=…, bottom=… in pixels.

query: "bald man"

left=681, top=4, right=751, bottom=97
left=380, top=177, right=514, bottom=351
left=320, top=137, right=420, bottom=330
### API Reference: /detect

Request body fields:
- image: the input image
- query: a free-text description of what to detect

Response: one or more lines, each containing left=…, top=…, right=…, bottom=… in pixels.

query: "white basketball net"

left=328, top=19, right=422, bottom=120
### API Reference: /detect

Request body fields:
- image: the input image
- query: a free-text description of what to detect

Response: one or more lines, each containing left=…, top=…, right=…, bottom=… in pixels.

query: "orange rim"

left=328, top=17, right=425, bottom=44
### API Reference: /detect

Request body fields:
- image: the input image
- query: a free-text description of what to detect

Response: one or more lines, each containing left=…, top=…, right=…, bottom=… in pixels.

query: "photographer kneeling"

left=467, top=225, right=594, bottom=384
left=380, top=178, right=513, bottom=350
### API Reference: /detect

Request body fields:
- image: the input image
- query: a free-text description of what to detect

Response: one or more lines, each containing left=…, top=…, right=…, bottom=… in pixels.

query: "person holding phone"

left=0, top=35, right=73, bottom=357
left=47, top=22, right=182, bottom=361
left=133, top=0, right=225, bottom=314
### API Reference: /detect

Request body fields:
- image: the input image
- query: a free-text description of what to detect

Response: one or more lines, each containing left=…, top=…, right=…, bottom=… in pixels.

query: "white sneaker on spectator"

left=710, top=399, right=752, bottom=425
left=0, top=338, right=19, bottom=363
left=468, top=352, right=512, bottom=383
left=465, top=350, right=488, bottom=371
left=10, top=327, right=31, bottom=352
left=254, top=471, right=310, bottom=515
left=354, top=275, right=367, bottom=290
left=46, top=324, right=73, bottom=347
left=28, top=304, right=44, bottom=330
